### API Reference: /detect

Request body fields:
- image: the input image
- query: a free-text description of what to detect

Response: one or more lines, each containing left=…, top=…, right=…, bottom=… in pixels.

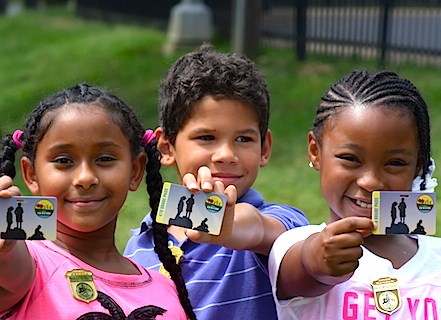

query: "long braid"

left=0, top=135, right=19, bottom=178
left=79, top=85, right=196, bottom=318
left=313, top=70, right=431, bottom=190
left=144, top=140, right=196, bottom=320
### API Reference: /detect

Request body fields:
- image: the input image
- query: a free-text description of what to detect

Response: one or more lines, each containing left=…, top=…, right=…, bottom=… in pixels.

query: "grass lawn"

left=1, top=6, right=440, bottom=251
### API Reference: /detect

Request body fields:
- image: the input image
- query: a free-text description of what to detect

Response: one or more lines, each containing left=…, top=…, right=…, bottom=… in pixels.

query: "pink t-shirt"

left=1, top=240, right=187, bottom=319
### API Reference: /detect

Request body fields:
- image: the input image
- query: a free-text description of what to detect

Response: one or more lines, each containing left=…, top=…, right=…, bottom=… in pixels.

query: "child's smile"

left=25, top=106, right=143, bottom=233
left=163, top=96, right=271, bottom=198
left=310, top=106, right=420, bottom=223
left=352, top=198, right=372, bottom=209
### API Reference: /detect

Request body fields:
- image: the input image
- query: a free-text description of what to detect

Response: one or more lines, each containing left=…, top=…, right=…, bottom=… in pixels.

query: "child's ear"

left=155, top=127, right=176, bottom=166
left=308, top=131, right=320, bottom=171
left=260, top=130, right=272, bottom=167
left=129, top=152, right=147, bottom=191
left=21, top=157, right=40, bottom=194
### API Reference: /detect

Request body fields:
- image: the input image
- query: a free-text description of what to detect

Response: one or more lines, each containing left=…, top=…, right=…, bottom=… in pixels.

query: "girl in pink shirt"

left=0, top=83, right=195, bottom=319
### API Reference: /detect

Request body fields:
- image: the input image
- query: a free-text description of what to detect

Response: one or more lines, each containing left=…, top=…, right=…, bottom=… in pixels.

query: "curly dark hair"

left=158, top=43, right=270, bottom=146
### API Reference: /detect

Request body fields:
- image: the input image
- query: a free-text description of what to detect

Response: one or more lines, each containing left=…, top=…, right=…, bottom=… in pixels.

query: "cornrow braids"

left=312, top=70, right=431, bottom=190
left=0, top=83, right=195, bottom=319
left=144, top=139, right=196, bottom=320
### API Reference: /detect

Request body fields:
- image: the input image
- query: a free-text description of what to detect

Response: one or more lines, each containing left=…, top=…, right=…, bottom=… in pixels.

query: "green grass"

left=1, top=7, right=441, bottom=251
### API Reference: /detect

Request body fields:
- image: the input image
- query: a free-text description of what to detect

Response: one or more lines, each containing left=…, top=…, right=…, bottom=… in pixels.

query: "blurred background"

left=1, top=0, right=440, bottom=251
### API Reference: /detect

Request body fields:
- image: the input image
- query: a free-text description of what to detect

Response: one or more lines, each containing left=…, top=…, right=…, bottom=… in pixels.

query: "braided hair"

left=144, top=137, right=196, bottom=320
left=312, top=70, right=431, bottom=190
left=0, top=83, right=196, bottom=319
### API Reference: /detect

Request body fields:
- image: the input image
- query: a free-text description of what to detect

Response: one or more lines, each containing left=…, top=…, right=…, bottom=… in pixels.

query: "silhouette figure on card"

left=169, top=193, right=211, bottom=233
left=385, top=197, right=410, bottom=234
left=411, top=219, right=426, bottom=235
left=1, top=203, right=46, bottom=240
left=383, top=196, right=429, bottom=235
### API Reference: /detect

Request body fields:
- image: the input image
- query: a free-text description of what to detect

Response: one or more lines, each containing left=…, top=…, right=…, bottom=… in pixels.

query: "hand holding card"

left=0, top=196, right=57, bottom=240
left=371, top=191, right=436, bottom=235
left=155, top=182, right=227, bottom=235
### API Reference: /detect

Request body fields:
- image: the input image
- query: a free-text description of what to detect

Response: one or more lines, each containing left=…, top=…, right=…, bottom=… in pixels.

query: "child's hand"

left=0, top=238, right=16, bottom=252
left=302, top=217, right=375, bottom=284
left=182, top=166, right=215, bottom=192
left=182, top=167, right=285, bottom=253
left=0, top=176, right=22, bottom=198
left=184, top=178, right=237, bottom=245
left=182, top=166, right=238, bottom=244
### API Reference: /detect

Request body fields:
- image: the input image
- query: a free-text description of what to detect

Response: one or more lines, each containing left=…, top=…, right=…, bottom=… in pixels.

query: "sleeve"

left=260, top=203, right=309, bottom=231
left=123, top=233, right=141, bottom=257
left=123, top=217, right=163, bottom=270
left=123, top=215, right=150, bottom=258
left=268, top=224, right=326, bottom=303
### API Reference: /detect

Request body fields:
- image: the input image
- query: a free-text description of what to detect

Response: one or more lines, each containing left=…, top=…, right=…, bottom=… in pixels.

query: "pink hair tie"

left=12, top=130, right=23, bottom=149
left=142, top=129, right=156, bottom=146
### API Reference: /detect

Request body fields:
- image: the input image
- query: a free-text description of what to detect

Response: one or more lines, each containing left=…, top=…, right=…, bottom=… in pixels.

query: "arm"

left=187, top=196, right=285, bottom=255
left=0, top=240, right=36, bottom=312
left=276, top=217, right=375, bottom=299
left=217, top=202, right=285, bottom=255
left=182, top=167, right=286, bottom=255
left=0, top=175, right=34, bottom=312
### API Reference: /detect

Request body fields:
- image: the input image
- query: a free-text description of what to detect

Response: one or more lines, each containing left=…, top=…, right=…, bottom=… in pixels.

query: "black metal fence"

left=74, top=0, right=441, bottom=68
left=262, top=0, right=441, bottom=67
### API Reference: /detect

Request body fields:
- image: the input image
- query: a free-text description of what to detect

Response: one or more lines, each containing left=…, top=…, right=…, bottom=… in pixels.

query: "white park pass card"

left=371, top=191, right=436, bottom=235
left=0, top=196, right=57, bottom=240
left=155, top=182, right=227, bottom=235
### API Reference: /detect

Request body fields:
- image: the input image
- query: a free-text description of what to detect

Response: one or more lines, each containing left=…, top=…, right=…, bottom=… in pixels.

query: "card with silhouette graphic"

left=371, top=191, right=436, bottom=235
left=155, top=182, right=227, bottom=235
left=0, top=196, right=57, bottom=240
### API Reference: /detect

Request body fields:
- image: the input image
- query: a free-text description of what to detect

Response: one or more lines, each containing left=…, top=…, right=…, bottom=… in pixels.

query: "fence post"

left=0, top=0, right=7, bottom=14
left=295, top=0, right=307, bottom=61
left=232, top=0, right=261, bottom=56
left=378, top=0, right=393, bottom=68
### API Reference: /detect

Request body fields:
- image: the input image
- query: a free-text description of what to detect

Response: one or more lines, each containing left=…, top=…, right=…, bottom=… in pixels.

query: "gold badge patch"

left=159, top=246, right=184, bottom=278
left=66, top=269, right=98, bottom=303
left=371, top=277, right=401, bottom=315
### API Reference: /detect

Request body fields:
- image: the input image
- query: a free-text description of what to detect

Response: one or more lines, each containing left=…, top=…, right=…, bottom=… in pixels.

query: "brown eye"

left=198, top=135, right=214, bottom=141
left=236, top=136, right=252, bottom=142
left=336, top=155, right=359, bottom=163
left=97, top=156, right=115, bottom=162
left=388, top=160, right=406, bottom=167
left=53, top=157, right=72, bottom=164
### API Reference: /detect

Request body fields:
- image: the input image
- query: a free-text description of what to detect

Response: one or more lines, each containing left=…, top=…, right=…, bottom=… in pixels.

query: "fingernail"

left=189, top=182, right=198, bottom=190
left=203, top=181, right=212, bottom=190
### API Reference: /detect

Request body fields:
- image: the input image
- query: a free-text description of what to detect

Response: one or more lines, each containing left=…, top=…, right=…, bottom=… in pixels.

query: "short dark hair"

left=158, top=44, right=270, bottom=145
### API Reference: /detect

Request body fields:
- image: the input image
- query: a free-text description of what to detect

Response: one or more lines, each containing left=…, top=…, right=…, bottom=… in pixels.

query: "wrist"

left=303, top=262, right=353, bottom=286
left=301, top=240, right=352, bottom=286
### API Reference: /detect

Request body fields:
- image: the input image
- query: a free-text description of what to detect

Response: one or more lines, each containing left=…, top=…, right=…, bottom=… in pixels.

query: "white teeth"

left=356, top=199, right=372, bottom=209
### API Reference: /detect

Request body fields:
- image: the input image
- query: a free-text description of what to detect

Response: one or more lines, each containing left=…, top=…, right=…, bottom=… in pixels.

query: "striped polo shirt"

left=124, top=188, right=308, bottom=320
